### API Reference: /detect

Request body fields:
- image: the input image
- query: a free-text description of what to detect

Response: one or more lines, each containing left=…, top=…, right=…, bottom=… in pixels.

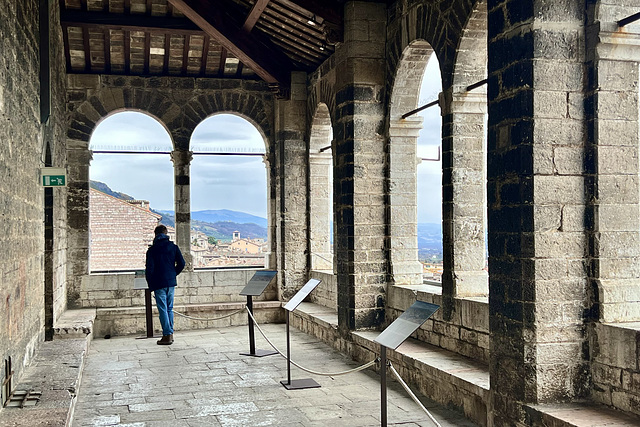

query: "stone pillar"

left=309, top=151, right=333, bottom=271
left=487, top=0, right=588, bottom=424
left=275, top=72, right=309, bottom=299
left=171, top=150, right=193, bottom=270
left=441, top=89, right=488, bottom=313
left=263, top=154, right=277, bottom=269
left=388, top=118, right=423, bottom=286
left=66, top=144, right=92, bottom=307
left=586, top=7, right=640, bottom=323
left=334, top=1, right=387, bottom=331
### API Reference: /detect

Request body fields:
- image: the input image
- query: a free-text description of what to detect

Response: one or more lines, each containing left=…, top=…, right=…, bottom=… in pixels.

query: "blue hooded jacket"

left=145, top=233, right=186, bottom=291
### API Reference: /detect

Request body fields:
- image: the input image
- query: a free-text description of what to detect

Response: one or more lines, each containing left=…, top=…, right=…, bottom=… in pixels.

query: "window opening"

left=88, top=111, right=173, bottom=273
left=190, top=114, right=268, bottom=269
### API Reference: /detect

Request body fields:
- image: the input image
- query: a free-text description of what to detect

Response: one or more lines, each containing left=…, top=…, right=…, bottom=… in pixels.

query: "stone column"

left=275, top=71, right=309, bottom=299
left=586, top=7, right=640, bottom=323
left=487, top=0, right=588, bottom=424
left=309, top=151, right=333, bottom=271
left=334, top=1, right=387, bottom=331
left=263, top=154, right=277, bottom=269
left=440, top=89, right=488, bottom=313
left=66, top=144, right=92, bottom=307
left=388, top=118, right=423, bottom=286
left=171, top=150, right=193, bottom=270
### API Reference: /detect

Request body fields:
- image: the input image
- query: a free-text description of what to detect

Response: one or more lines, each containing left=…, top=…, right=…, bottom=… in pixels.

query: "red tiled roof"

left=89, top=189, right=161, bottom=271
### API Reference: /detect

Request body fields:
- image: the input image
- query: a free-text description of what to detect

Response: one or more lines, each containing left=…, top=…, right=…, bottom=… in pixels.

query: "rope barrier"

left=172, top=307, right=245, bottom=321
left=245, top=307, right=378, bottom=377
left=388, top=362, right=442, bottom=427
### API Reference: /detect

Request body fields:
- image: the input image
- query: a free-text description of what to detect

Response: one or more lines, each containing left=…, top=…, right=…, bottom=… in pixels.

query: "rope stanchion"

left=388, top=362, right=442, bottom=427
left=172, top=307, right=245, bottom=322
left=245, top=307, right=378, bottom=377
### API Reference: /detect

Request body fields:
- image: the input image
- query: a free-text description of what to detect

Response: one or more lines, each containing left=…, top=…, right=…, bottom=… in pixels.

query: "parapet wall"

left=79, top=268, right=277, bottom=308
left=387, top=285, right=489, bottom=364
left=591, top=322, right=640, bottom=417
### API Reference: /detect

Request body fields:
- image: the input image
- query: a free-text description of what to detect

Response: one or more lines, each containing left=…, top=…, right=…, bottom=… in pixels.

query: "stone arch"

left=387, top=39, right=436, bottom=286
left=68, top=89, right=180, bottom=148
left=182, top=92, right=274, bottom=151
left=308, top=103, right=334, bottom=272
left=385, top=0, right=480, bottom=101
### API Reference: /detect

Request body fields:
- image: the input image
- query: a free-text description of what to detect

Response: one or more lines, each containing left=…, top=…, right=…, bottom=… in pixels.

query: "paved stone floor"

left=72, top=324, right=478, bottom=426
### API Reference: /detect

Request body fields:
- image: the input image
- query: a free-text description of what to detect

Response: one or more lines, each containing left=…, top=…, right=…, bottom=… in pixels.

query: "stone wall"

left=78, top=269, right=277, bottom=308
left=591, top=323, right=640, bottom=417
left=387, top=286, right=489, bottom=364
left=0, top=0, right=68, bottom=394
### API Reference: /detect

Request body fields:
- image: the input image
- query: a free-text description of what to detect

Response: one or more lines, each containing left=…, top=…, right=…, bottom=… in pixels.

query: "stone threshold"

left=290, top=302, right=640, bottom=427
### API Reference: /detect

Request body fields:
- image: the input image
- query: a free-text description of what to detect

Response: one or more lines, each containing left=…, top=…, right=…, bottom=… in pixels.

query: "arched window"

left=189, top=114, right=268, bottom=268
left=88, top=111, right=173, bottom=272
left=309, top=103, right=334, bottom=271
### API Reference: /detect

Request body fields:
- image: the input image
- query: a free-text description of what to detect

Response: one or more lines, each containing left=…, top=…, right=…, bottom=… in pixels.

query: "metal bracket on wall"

left=2, top=357, right=13, bottom=407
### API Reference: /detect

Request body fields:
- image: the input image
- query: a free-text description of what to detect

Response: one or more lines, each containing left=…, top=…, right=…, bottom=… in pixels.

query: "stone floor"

left=72, top=324, right=478, bottom=426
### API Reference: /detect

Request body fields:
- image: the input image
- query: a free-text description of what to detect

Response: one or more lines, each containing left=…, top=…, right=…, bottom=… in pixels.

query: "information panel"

left=374, top=301, right=439, bottom=350
left=283, top=278, right=321, bottom=311
left=239, top=270, right=277, bottom=296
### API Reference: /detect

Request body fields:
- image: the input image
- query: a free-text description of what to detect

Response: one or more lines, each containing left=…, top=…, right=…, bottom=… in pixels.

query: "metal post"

left=246, top=295, right=256, bottom=355
left=285, top=310, right=291, bottom=385
left=380, top=346, right=387, bottom=427
left=145, top=289, right=153, bottom=338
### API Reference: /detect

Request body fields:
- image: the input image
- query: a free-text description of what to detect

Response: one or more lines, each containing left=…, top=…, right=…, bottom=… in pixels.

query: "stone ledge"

left=525, top=401, right=640, bottom=426
left=53, top=308, right=97, bottom=339
left=292, top=302, right=490, bottom=426
left=0, top=338, right=90, bottom=427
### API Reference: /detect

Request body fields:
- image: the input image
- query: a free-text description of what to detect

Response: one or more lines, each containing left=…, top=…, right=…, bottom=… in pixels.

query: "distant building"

left=229, top=232, right=264, bottom=254
left=89, top=189, right=161, bottom=271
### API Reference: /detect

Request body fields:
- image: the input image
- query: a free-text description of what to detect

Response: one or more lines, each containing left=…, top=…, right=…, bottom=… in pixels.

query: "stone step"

left=53, top=308, right=96, bottom=339
left=525, top=402, right=640, bottom=427
left=93, top=300, right=284, bottom=337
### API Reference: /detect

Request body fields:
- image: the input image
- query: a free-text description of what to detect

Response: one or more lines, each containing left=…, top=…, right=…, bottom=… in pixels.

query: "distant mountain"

left=418, top=223, right=443, bottom=260
left=90, top=181, right=134, bottom=201
left=158, top=209, right=268, bottom=241
left=192, top=210, right=267, bottom=228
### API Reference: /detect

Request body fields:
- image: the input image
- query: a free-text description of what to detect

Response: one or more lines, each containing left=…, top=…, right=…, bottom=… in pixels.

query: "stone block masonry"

left=0, top=0, right=69, bottom=399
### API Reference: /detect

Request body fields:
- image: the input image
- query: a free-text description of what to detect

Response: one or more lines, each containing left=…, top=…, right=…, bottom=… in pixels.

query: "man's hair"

left=154, top=225, right=168, bottom=236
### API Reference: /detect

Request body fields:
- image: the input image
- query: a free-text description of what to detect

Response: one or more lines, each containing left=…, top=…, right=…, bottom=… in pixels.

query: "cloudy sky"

left=89, top=55, right=442, bottom=223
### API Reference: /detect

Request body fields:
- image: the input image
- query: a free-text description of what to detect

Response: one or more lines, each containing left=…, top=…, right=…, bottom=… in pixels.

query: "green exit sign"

left=40, top=168, right=67, bottom=187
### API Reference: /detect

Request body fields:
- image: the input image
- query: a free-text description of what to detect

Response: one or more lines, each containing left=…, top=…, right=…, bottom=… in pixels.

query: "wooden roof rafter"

left=169, top=0, right=292, bottom=96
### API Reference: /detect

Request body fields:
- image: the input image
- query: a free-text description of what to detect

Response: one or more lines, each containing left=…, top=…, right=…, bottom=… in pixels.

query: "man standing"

left=145, top=224, right=186, bottom=345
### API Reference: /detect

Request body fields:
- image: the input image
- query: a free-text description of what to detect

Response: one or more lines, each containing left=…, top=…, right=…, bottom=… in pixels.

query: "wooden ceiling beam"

left=280, top=0, right=342, bottom=27
left=169, top=0, right=291, bottom=91
left=61, top=9, right=203, bottom=35
left=242, top=0, right=270, bottom=33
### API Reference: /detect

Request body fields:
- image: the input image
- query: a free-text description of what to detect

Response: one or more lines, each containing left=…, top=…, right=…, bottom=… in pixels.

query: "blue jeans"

left=154, top=287, right=175, bottom=336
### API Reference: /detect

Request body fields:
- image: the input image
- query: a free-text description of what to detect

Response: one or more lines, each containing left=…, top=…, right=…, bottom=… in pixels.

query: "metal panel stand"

left=240, top=295, right=277, bottom=357
left=380, top=345, right=387, bottom=427
left=239, top=270, right=278, bottom=357
left=280, top=310, right=320, bottom=390
left=374, top=301, right=440, bottom=426
left=134, top=273, right=155, bottom=339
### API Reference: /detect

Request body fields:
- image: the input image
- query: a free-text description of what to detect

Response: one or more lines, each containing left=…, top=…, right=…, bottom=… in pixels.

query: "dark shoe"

left=157, top=335, right=173, bottom=345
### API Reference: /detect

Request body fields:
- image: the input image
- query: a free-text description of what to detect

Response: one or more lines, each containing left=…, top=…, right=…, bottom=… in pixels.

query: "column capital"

left=389, top=116, right=424, bottom=138
left=439, top=87, right=486, bottom=116
left=170, top=150, right=193, bottom=166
